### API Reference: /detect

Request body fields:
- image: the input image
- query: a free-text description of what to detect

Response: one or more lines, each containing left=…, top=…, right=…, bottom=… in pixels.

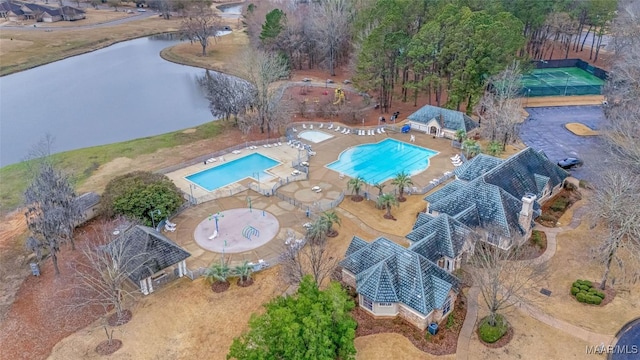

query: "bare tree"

left=468, top=238, right=547, bottom=327
left=476, top=61, right=523, bottom=151
left=24, top=157, right=83, bottom=275
left=181, top=0, right=221, bottom=56
left=237, top=48, right=291, bottom=136
left=312, top=0, right=354, bottom=76
left=280, top=220, right=338, bottom=287
left=588, top=170, right=640, bottom=290
left=198, top=70, right=254, bottom=121
left=69, top=218, right=147, bottom=324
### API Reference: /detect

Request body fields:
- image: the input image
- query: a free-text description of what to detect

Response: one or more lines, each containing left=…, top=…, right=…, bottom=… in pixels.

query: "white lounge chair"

left=293, top=128, right=297, bottom=132
left=291, top=170, right=301, bottom=176
left=219, top=156, right=225, bottom=162
left=311, top=186, right=320, bottom=191
left=310, top=124, right=314, bottom=130
left=370, top=130, right=375, bottom=136
left=319, top=124, right=324, bottom=129
left=327, top=123, right=334, bottom=130
left=345, top=129, right=351, bottom=135
left=166, top=220, right=177, bottom=227
left=342, top=128, right=348, bottom=134
left=164, top=224, right=176, bottom=232
left=313, top=188, right=322, bottom=193
left=377, top=128, right=381, bottom=134
left=309, top=151, right=316, bottom=156
left=278, top=142, right=282, bottom=146
left=453, top=162, right=463, bottom=167
left=380, top=127, right=386, bottom=133
left=302, top=124, right=307, bottom=129
left=335, top=126, right=341, bottom=132
left=451, top=154, right=461, bottom=161
left=339, top=173, right=345, bottom=179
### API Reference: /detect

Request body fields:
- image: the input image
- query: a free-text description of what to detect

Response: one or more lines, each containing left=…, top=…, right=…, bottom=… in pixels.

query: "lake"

left=0, top=36, right=215, bottom=167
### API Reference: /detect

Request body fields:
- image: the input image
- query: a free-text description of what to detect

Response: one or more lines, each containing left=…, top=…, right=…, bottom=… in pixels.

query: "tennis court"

left=521, top=67, right=605, bottom=97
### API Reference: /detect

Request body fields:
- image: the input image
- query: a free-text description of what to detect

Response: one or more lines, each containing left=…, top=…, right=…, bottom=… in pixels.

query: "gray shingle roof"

left=407, top=105, right=479, bottom=133
left=75, top=192, right=100, bottom=211
left=407, top=214, right=472, bottom=261
left=454, top=154, right=504, bottom=181
left=344, top=236, right=368, bottom=257
left=341, top=237, right=458, bottom=315
left=424, top=179, right=466, bottom=204
left=108, top=225, right=190, bottom=283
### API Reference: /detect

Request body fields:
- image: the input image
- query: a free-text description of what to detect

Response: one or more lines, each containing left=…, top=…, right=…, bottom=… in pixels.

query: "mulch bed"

left=95, top=339, right=122, bottom=356
left=594, top=283, right=616, bottom=306
left=350, top=195, right=364, bottom=202
left=352, top=292, right=467, bottom=355
left=107, top=309, right=132, bottom=326
left=514, top=232, right=547, bottom=260
left=477, top=325, right=514, bottom=348
left=536, top=189, right=582, bottom=227
left=236, top=278, right=254, bottom=287
left=211, top=281, right=231, bottom=293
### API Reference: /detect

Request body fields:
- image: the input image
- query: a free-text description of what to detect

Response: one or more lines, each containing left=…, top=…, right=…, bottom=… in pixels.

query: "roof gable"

left=109, top=225, right=190, bottom=282
left=454, top=154, right=504, bottom=181
left=408, top=214, right=473, bottom=260
left=407, top=105, right=478, bottom=132
left=344, top=236, right=369, bottom=257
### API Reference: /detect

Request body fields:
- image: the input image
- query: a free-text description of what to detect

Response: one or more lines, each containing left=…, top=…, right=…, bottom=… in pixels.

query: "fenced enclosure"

left=519, top=59, right=607, bottom=97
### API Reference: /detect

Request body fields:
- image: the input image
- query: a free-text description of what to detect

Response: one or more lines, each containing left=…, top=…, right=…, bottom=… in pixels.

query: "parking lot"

left=519, top=105, right=608, bottom=180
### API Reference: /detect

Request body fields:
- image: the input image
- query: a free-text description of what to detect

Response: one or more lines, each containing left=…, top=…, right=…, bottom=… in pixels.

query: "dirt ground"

left=355, top=333, right=456, bottom=360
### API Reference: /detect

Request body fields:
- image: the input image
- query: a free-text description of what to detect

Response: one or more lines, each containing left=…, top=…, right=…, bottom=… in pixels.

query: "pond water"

left=0, top=36, right=216, bottom=167
left=217, top=3, right=243, bottom=19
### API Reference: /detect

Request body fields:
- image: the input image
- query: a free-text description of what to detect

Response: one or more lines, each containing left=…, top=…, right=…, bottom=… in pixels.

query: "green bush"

left=579, top=284, right=590, bottom=291
left=576, top=292, right=588, bottom=303
left=592, top=296, right=603, bottom=305
left=571, top=287, right=580, bottom=296
left=539, top=214, right=557, bottom=223
left=577, top=279, right=593, bottom=287
left=594, top=291, right=605, bottom=299
left=478, top=315, right=508, bottom=343
left=446, top=313, right=455, bottom=329
left=572, top=281, right=582, bottom=288
left=550, top=197, right=570, bottom=212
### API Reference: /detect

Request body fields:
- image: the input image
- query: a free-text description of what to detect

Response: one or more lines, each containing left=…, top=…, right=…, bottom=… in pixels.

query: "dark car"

left=557, top=157, right=583, bottom=169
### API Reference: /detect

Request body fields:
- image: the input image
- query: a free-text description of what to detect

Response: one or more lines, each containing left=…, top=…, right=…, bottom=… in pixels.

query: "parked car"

left=557, top=157, right=583, bottom=169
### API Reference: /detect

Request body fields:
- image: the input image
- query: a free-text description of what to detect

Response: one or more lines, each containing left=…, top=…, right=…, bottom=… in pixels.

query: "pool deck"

left=163, top=123, right=467, bottom=270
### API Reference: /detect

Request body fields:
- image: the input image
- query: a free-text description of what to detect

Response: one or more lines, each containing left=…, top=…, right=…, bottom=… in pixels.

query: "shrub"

left=594, top=291, right=605, bottom=299
left=576, top=292, right=588, bottom=303
left=591, top=296, right=603, bottom=305
left=564, top=182, right=577, bottom=191
left=530, top=230, right=545, bottom=248
left=578, top=180, right=591, bottom=189
left=478, top=315, right=508, bottom=343
left=577, top=279, right=593, bottom=287
left=550, top=197, right=570, bottom=212
left=579, top=284, right=590, bottom=291
left=539, top=214, right=556, bottom=223
left=446, top=313, right=455, bottom=329
left=571, top=287, right=580, bottom=296
left=572, top=281, right=582, bottom=288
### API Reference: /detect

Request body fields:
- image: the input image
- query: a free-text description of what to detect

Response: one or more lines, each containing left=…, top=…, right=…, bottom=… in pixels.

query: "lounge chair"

left=345, top=129, right=350, bottom=135
left=219, top=156, right=225, bottom=162
left=301, top=161, right=309, bottom=167
left=302, top=124, right=307, bottom=129
left=377, top=128, right=381, bottom=134
left=453, top=162, right=463, bottom=167
left=451, top=154, right=461, bottom=161
left=293, top=128, right=297, bottom=132
left=319, top=124, right=324, bottom=129
left=313, top=188, right=322, bottom=193
left=327, top=123, right=334, bottom=130
left=310, top=124, right=314, bottom=130
left=370, top=130, right=375, bottom=136
left=339, top=173, right=345, bottom=179
left=335, top=126, right=341, bottom=132
left=164, top=224, right=176, bottom=232
left=291, top=170, right=301, bottom=176
left=444, top=171, right=453, bottom=176
left=309, top=151, right=316, bottom=156
left=342, top=128, right=348, bottom=134
left=380, top=127, right=386, bottom=133
left=278, top=142, right=282, bottom=146
left=311, top=186, right=320, bottom=192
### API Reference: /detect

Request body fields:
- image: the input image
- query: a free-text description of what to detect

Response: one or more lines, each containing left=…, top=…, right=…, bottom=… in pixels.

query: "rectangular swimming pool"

left=186, top=153, right=280, bottom=191
left=326, top=138, right=438, bottom=184
left=297, top=130, right=334, bottom=143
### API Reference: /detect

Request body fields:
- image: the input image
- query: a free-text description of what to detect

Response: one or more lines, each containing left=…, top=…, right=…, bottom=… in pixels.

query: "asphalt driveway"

left=519, top=105, right=608, bottom=180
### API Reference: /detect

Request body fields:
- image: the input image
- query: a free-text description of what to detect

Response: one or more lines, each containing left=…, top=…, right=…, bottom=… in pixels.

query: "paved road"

left=519, top=105, right=609, bottom=181
left=0, top=7, right=157, bottom=31
left=612, top=319, right=640, bottom=360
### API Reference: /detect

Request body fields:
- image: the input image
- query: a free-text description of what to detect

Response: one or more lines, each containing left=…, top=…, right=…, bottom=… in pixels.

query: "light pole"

left=149, top=209, right=162, bottom=229
left=189, top=184, right=196, bottom=205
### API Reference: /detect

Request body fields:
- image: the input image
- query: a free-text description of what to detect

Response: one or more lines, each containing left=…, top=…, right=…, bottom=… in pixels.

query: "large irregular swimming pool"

left=186, top=153, right=279, bottom=191
left=327, top=138, right=438, bottom=184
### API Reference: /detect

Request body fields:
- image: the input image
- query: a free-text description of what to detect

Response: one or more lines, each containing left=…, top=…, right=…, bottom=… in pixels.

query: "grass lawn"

left=0, top=16, right=185, bottom=76
left=0, top=122, right=224, bottom=213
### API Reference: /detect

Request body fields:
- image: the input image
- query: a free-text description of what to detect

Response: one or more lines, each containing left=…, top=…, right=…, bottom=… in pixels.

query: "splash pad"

left=193, top=208, right=280, bottom=253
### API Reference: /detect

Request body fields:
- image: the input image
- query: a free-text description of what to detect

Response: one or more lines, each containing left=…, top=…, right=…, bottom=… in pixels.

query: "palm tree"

left=487, top=141, right=502, bottom=156
left=347, top=176, right=365, bottom=202
left=321, top=210, right=341, bottom=237
left=377, top=193, right=399, bottom=219
left=463, top=139, right=481, bottom=158
left=373, top=183, right=386, bottom=197
left=306, top=217, right=330, bottom=244
left=205, top=260, right=231, bottom=292
left=391, top=171, right=413, bottom=202
left=234, top=261, right=254, bottom=286
left=455, top=129, right=467, bottom=143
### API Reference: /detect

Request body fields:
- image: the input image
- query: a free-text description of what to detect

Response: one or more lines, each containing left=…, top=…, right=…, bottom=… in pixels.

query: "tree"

left=477, top=61, right=523, bottom=151
left=100, top=171, right=184, bottom=226
left=589, top=169, right=640, bottom=290
left=228, top=276, right=357, bottom=360
left=377, top=193, right=398, bottom=219
left=24, top=160, right=83, bottom=275
left=346, top=176, right=365, bottom=201
left=468, top=240, right=547, bottom=330
left=463, top=138, right=481, bottom=158
left=198, top=69, right=254, bottom=121
left=70, top=218, right=145, bottom=325
left=181, top=0, right=221, bottom=56
left=205, top=259, right=231, bottom=292
left=455, top=129, right=467, bottom=143
left=280, top=218, right=337, bottom=287
left=486, top=141, right=503, bottom=156
left=237, top=48, right=291, bottom=136
left=107, top=0, right=121, bottom=11
left=234, top=261, right=253, bottom=286
left=313, top=0, right=354, bottom=76
left=391, top=171, right=413, bottom=202
left=260, top=9, right=286, bottom=46
left=320, top=210, right=341, bottom=237
left=372, top=182, right=386, bottom=197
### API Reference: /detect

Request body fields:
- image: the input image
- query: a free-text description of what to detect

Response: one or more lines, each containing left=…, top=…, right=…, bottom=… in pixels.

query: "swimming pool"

left=186, top=153, right=280, bottom=191
left=297, top=130, right=334, bottom=143
left=327, top=138, right=438, bottom=184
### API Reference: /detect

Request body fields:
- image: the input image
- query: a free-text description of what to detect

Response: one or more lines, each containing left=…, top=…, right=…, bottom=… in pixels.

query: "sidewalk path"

left=455, top=286, right=479, bottom=360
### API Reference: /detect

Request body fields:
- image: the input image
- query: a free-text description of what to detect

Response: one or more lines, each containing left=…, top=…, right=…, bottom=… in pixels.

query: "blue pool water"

left=186, top=153, right=280, bottom=191
left=327, top=138, right=438, bottom=184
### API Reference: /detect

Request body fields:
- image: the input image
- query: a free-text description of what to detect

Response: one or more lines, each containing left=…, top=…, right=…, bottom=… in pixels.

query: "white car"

left=137, top=9, right=146, bottom=12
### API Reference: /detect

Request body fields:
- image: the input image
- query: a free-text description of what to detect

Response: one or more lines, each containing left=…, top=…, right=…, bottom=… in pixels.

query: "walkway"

left=455, top=199, right=614, bottom=360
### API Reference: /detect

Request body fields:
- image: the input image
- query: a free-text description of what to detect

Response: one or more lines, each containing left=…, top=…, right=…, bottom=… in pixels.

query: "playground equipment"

left=242, top=226, right=260, bottom=241
left=333, top=87, right=346, bottom=105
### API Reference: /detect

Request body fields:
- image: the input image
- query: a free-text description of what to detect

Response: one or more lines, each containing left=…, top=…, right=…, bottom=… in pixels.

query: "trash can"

left=428, top=322, right=438, bottom=335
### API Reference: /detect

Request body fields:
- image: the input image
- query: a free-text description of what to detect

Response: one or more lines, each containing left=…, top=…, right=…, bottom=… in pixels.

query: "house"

left=74, top=192, right=101, bottom=226
left=424, top=147, right=568, bottom=251
left=0, top=1, right=84, bottom=22
left=340, top=237, right=459, bottom=330
left=108, top=225, right=190, bottom=295
left=406, top=105, right=479, bottom=139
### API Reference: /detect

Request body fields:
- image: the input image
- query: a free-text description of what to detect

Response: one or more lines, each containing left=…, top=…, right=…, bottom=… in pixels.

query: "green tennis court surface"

left=521, top=67, right=604, bottom=97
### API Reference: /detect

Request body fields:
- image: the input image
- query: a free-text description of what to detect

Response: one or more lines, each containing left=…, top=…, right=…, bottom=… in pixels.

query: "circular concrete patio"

left=193, top=208, right=280, bottom=254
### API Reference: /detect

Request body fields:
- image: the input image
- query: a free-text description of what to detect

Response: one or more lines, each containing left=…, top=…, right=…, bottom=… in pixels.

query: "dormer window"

left=438, top=258, right=445, bottom=268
